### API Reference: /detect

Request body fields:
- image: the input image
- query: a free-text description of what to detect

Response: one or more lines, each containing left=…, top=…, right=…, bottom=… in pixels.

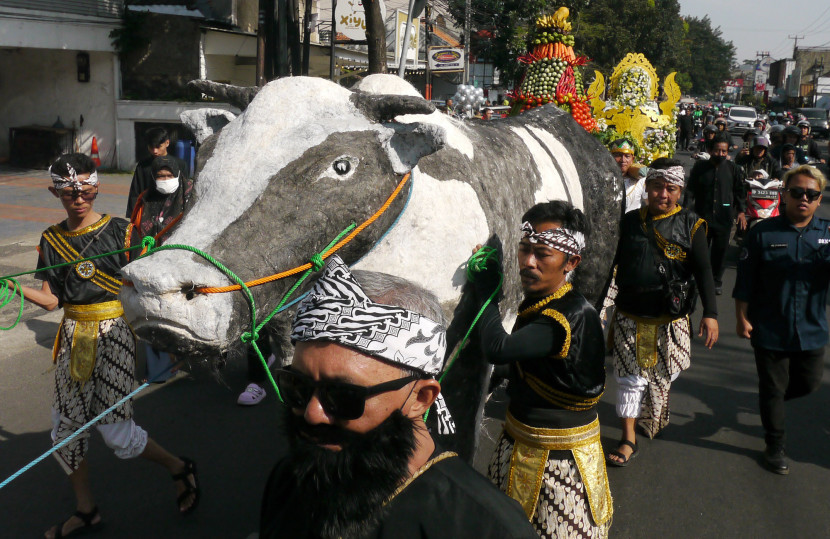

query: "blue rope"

left=0, top=177, right=412, bottom=491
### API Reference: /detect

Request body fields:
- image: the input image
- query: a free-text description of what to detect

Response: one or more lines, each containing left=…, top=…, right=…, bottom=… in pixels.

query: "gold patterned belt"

left=504, top=412, right=612, bottom=526
left=618, top=310, right=687, bottom=369
left=55, top=300, right=125, bottom=383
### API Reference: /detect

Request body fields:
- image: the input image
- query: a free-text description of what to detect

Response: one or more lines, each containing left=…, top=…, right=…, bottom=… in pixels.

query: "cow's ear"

left=180, top=108, right=237, bottom=144
left=380, top=122, right=446, bottom=174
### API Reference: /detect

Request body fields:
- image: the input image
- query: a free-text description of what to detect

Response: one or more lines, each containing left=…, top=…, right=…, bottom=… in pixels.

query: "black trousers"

left=707, top=225, right=731, bottom=287
left=753, top=347, right=825, bottom=447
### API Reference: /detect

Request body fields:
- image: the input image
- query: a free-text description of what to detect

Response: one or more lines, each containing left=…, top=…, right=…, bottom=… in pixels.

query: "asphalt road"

left=2, top=148, right=830, bottom=538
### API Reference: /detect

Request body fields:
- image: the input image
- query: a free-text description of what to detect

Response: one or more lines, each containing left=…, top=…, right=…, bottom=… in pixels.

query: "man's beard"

left=278, top=407, right=418, bottom=539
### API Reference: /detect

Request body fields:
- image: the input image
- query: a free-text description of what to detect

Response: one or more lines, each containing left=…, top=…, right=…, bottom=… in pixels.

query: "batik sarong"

left=52, top=302, right=136, bottom=474
left=488, top=415, right=612, bottom=538
left=611, top=310, right=691, bottom=438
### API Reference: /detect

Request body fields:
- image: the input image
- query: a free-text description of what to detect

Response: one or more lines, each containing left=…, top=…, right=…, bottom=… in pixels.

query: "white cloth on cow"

left=292, top=255, right=455, bottom=434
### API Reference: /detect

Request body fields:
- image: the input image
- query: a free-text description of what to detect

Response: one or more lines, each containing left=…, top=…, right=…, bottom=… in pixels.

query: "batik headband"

left=645, top=165, right=685, bottom=187
left=521, top=221, right=585, bottom=257
left=49, top=164, right=99, bottom=191
left=292, top=256, right=455, bottom=434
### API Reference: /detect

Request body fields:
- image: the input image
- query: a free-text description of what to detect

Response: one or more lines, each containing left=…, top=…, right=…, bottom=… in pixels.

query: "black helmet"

left=714, top=117, right=727, bottom=126
left=703, top=124, right=718, bottom=134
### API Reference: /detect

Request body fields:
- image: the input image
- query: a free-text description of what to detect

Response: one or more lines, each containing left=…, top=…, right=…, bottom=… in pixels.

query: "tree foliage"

left=679, top=15, right=736, bottom=95
left=448, top=0, right=736, bottom=96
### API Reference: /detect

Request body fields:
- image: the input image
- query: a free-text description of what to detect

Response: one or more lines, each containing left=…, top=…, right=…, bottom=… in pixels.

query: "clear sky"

left=678, top=0, right=830, bottom=63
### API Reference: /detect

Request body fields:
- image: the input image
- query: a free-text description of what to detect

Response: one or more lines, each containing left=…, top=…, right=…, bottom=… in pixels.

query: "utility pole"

left=424, top=2, right=432, bottom=100
left=463, top=0, right=470, bottom=84
left=302, top=0, right=313, bottom=75
left=257, top=0, right=267, bottom=85
left=788, top=35, right=804, bottom=59
left=330, top=0, right=336, bottom=81
left=398, top=0, right=417, bottom=77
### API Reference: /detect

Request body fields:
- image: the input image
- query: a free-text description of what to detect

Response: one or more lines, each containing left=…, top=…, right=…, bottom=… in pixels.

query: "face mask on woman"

left=155, top=174, right=179, bottom=195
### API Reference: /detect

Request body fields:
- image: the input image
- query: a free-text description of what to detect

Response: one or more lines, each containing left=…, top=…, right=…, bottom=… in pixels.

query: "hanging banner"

left=428, top=47, right=464, bottom=72
left=394, top=10, right=420, bottom=66
left=335, top=0, right=387, bottom=41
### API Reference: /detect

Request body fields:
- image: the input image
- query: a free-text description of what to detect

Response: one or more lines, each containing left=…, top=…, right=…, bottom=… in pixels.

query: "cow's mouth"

left=131, top=317, right=223, bottom=357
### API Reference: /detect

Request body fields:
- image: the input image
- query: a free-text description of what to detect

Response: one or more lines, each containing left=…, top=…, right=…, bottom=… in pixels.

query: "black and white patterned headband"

left=292, top=256, right=455, bottom=433
left=521, top=221, right=585, bottom=257
left=49, top=164, right=98, bottom=191
left=645, top=165, right=685, bottom=187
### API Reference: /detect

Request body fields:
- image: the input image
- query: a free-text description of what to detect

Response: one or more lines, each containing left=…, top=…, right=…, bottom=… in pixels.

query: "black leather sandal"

left=51, top=506, right=102, bottom=538
left=172, top=457, right=201, bottom=515
left=606, top=440, right=639, bottom=467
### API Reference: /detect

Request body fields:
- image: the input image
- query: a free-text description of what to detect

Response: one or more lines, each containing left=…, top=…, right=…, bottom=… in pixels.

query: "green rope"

left=237, top=222, right=357, bottom=403
left=0, top=278, right=24, bottom=331
left=424, top=246, right=502, bottom=422
left=0, top=245, right=143, bottom=282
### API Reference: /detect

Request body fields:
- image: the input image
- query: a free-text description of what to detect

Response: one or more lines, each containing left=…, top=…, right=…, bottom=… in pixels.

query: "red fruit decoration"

left=507, top=7, right=597, bottom=132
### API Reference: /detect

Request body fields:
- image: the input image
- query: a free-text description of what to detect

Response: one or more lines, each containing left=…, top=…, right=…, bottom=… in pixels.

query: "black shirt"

left=686, top=158, right=747, bottom=230
left=126, top=154, right=188, bottom=217
left=34, top=215, right=132, bottom=306
left=260, top=447, right=537, bottom=539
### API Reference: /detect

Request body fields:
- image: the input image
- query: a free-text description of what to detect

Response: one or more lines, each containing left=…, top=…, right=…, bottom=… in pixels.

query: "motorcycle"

left=745, top=176, right=783, bottom=227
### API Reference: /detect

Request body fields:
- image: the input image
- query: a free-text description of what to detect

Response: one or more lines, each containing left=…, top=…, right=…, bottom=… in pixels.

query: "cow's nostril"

left=182, top=284, right=196, bottom=301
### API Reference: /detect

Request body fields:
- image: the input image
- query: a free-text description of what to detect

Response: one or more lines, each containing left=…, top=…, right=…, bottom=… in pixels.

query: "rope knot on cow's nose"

left=141, top=236, right=156, bottom=251
left=309, top=253, right=325, bottom=272
left=240, top=330, right=258, bottom=344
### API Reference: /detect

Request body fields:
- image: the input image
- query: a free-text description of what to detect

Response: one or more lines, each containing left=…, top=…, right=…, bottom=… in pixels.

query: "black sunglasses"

left=785, top=187, right=821, bottom=202
left=275, top=367, right=423, bottom=420
left=58, top=188, right=98, bottom=201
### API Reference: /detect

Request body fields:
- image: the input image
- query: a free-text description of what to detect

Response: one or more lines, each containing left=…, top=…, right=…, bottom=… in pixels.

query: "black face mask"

left=710, top=155, right=725, bottom=164
left=273, top=407, right=419, bottom=539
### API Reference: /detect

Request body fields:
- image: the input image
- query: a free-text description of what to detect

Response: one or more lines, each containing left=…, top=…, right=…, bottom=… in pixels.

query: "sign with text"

left=335, top=0, right=387, bottom=41
left=428, top=47, right=464, bottom=71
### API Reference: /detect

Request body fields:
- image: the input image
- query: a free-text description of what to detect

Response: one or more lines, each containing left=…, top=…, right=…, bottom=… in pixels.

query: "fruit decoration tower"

left=509, top=7, right=597, bottom=132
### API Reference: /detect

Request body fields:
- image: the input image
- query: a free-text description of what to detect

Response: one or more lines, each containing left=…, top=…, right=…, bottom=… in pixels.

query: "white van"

left=726, top=106, right=758, bottom=136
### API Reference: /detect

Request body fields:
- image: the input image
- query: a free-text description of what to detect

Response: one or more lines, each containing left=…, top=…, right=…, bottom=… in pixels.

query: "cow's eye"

left=333, top=158, right=352, bottom=175
left=318, top=155, right=359, bottom=182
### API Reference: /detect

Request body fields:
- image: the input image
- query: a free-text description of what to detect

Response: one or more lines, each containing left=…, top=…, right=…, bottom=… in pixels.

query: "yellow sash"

left=55, top=301, right=125, bottom=383
left=504, top=412, right=613, bottom=526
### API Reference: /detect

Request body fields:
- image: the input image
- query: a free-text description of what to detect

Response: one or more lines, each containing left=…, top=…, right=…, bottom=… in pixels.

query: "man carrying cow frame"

left=606, top=159, right=719, bottom=467
left=471, top=200, right=613, bottom=538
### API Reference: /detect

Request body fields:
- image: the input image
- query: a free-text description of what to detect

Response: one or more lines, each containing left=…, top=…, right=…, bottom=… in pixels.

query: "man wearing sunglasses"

left=260, top=256, right=535, bottom=539
left=734, top=164, right=830, bottom=475
left=9, top=154, right=199, bottom=537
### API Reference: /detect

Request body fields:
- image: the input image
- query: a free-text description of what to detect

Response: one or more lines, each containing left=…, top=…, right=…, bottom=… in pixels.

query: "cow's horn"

left=350, top=92, right=436, bottom=122
left=187, top=80, right=260, bottom=111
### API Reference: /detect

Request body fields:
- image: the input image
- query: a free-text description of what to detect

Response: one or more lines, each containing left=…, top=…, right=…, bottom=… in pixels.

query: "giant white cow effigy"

left=120, top=74, right=623, bottom=458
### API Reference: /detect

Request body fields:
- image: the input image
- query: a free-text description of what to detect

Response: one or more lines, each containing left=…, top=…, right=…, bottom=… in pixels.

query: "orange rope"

left=192, top=173, right=411, bottom=294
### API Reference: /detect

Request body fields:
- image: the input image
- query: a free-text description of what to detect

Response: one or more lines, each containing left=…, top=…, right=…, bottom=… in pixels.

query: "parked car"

left=726, top=106, right=758, bottom=136
left=796, top=108, right=829, bottom=139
